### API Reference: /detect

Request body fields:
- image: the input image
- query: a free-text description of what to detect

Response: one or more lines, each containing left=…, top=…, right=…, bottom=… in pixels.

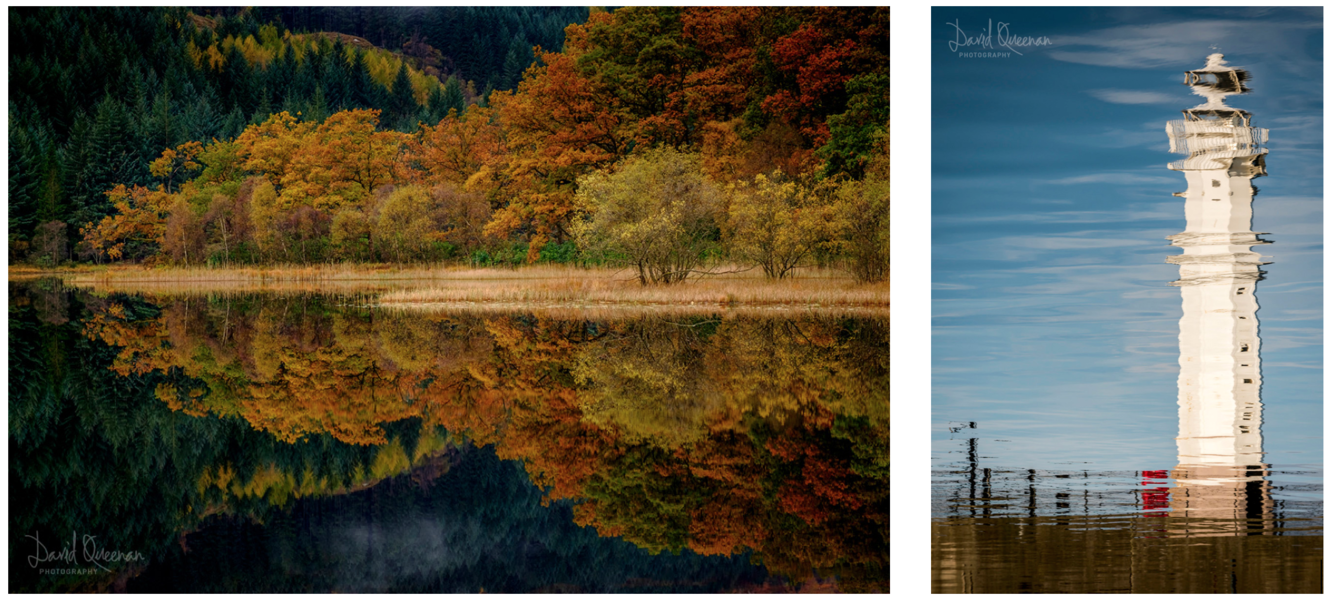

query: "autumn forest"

left=10, top=7, right=889, bottom=283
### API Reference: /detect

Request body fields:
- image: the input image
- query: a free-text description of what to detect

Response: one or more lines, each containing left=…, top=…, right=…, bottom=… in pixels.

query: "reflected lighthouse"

left=1164, top=54, right=1274, bottom=533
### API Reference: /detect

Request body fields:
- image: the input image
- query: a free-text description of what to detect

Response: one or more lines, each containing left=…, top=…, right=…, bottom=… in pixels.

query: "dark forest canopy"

left=9, top=7, right=889, bottom=279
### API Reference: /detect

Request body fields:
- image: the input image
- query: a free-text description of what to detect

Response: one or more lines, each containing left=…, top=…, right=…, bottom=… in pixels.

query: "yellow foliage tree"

left=573, top=148, right=722, bottom=285
left=161, top=197, right=206, bottom=265
left=725, top=173, right=834, bottom=279
left=281, top=109, right=406, bottom=211
left=248, top=179, right=287, bottom=260
left=376, top=185, right=441, bottom=263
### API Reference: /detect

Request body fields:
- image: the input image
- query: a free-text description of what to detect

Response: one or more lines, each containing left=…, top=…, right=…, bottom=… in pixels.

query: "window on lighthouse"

left=1212, top=179, right=1221, bottom=187
left=1241, top=344, right=1250, bottom=352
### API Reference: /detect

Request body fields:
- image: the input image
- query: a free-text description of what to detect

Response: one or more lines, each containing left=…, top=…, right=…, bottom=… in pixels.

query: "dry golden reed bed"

left=13, top=263, right=889, bottom=313
left=381, top=270, right=887, bottom=308
left=379, top=302, right=889, bottom=319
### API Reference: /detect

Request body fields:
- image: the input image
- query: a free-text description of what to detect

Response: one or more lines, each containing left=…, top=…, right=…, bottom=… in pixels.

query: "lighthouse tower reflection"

left=929, top=39, right=1323, bottom=594
left=1165, top=54, right=1273, bottom=534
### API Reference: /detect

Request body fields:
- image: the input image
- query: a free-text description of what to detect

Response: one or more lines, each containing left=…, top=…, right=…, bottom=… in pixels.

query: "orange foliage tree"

left=404, top=106, right=506, bottom=189
left=79, top=185, right=173, bottom=262
left=237, top=109, right=407, bottom=213
left=149, top=141, right=204, bottom=193
left=488, top=48, right=633, bottom=259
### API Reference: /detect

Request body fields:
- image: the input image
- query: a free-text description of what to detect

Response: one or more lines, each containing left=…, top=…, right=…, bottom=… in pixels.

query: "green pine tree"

left=306, top=85, right=330, bottom=124
left=390, top=62, right=417, bottom=123
left=219, top=106, right=248, bottom=141
left=501, top=38, right=529, bottom=91
left=9, top=115, right=44, bottom=246
left=442, top=76, right=466, bottom=115
left=250, top=86, right=273, bottom=125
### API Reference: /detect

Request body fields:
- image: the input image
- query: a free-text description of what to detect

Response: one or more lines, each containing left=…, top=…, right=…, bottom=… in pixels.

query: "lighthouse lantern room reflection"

left=1165, top=54, right=1273, bottom=531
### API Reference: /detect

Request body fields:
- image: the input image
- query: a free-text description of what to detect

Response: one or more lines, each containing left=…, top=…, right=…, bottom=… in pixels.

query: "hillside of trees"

left=10, top=7, right=889, bottom=283
left=246, top=7, right=589, bottom=93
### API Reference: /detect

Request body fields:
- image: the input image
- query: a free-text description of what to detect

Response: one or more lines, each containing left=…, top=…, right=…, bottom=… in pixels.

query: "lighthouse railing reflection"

left=1166, top=54, right=1274, bottom=536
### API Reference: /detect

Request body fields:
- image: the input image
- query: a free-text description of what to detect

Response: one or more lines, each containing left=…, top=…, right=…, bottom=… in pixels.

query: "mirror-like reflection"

left=9, top=282, right=887, bottom=592
left=931, top=54, right=1321, bottom=593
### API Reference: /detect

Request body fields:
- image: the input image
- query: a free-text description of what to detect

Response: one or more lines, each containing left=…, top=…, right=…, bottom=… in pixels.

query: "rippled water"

left=932, top=7, right=1322, bottom=593
left=932, top=435, right=1323, bottom=593
left=932, top=435, right=1322, bottom=592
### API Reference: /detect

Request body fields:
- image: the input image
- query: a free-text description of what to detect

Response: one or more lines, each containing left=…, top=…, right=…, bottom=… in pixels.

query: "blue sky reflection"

left=931, top=7, right=1323, bottom=470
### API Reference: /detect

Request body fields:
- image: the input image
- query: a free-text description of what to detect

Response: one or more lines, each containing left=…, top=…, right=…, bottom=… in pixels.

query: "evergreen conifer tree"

left=501, top=41, right=526, bottom=91
left=219, top=106, right=248, bottom=141
left=9, top=115, right=43, bottom=245
left=390, top=62, right=417, bottom=123
left=307, top=85, right=330, bottom=124
left=441, top=76, right=466, bottom=115
left=250, top=86, right=274, bottom=125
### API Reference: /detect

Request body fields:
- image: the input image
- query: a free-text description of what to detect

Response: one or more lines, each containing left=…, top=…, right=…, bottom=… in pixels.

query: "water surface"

left=931, top=7, right=1321, bottom=593
left=9, top=281, right=888, bottom=592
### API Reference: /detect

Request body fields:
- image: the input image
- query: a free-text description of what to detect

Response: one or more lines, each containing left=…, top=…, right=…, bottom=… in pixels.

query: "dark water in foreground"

left=8, top=281, right=888, bottom=593
left=932, top=517, right=1321, bottom=593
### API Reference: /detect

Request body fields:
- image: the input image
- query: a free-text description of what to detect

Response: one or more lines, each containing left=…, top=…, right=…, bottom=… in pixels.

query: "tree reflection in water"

left=9, top=281, right=887, bottom=592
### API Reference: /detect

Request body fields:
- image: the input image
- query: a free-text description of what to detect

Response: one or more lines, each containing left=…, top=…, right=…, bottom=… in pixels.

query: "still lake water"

left=8, top=281, right=887, bottom=593
left=932, top=7, right=1322, bottom=593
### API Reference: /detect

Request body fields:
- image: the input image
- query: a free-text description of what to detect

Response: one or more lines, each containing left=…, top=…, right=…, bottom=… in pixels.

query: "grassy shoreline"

left=11, top=263, right=890, bottom=311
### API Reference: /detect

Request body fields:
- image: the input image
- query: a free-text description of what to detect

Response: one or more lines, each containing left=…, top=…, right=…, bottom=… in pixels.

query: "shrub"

left=377, top=185, right=437, bottom=263
left=829, top=177, right=888, bottom=283
left=725, top=173, right=832, bottom=279
left=573, top=148, right=722, bottom=285
left=537, top=240, right=579, bottom=264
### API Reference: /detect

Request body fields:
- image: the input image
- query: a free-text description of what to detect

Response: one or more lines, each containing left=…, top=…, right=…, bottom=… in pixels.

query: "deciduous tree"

left=573, top=148, right=721, bottom=284
left=377, top=185, right=443, bottom=262
left=725, top=173, right=834, bottom=279
left=149, top=141, right=204, bottom=193
left=80, top=184, right=172, bottom=262
left=827, top=125, right=888, bottom=283
left=162, top=198, right=207, bottom=264
left=489, top=48, right=632, bottom=258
